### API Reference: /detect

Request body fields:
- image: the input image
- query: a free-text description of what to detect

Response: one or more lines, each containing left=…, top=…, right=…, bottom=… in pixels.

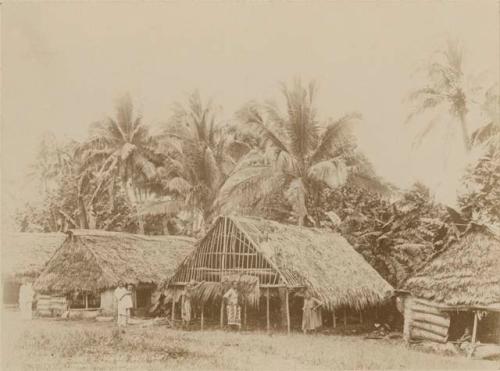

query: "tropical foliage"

left=76, top=95, right=163, bottom=232
left=218, top=79, right=385, bottom=226
left=407, top=40, right=485, bottom=152
left=307, top=183, right=452, bottom=286
left=152, top=91, right=250, bottom=234
left=14, top=66, right=499, bottom=291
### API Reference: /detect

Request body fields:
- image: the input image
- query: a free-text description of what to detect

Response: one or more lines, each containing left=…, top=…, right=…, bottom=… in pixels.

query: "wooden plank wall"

left=403, top=296, right=450, bottom=343
left=37, top=295, right=68, bottom=317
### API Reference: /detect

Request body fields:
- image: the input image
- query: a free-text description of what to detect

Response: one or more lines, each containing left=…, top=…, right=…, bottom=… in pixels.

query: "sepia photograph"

left=1, top=1, right=499, bottom=370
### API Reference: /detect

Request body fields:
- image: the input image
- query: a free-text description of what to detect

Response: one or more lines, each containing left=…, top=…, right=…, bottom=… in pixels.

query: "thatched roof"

left=403, top=227, right=500, bottom=307
left=34, top=230, right=195, bottom=293
left=1, top=232, right=66, bottom=281
left=172, top=215, right=393, bottom=310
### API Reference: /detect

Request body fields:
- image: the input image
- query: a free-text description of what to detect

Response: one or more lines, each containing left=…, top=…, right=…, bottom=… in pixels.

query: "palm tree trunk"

left=78, top=196, right=89, bottom=229
left=459, top=111, right=471, bottom=152
left=123, top=179, right=145, bottom=234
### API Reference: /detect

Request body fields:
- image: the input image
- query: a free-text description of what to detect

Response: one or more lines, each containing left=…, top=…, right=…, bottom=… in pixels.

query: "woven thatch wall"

left=34, top=230, right=195, bottom=293
left=403, top=230, right=500, bottom=307
left=171, top=215, right=393, bottom=310
left=1, top=233, right=66, bottom=282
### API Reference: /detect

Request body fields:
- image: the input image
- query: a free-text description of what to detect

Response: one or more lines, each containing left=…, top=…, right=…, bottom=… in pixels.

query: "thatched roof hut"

left=403, top=227, right=500, bottom=309
left=399, top=226, right=500, bottom=347
left=169, top=215, right=393, bottom=311
left=34, top=230, right=195, bottom=293
left=1, top=232, right=66, bottom=282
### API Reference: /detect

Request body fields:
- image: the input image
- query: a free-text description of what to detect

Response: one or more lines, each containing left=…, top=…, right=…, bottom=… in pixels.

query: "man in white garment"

left=19, top=282, right=35, bottom=320
left=114, top=281, right=133, bottom=327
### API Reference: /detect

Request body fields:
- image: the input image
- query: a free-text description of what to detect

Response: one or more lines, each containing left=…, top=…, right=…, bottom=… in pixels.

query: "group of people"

left=19, top=279, right=323, bottom=334
left=179, top=280, right=323, bottom=333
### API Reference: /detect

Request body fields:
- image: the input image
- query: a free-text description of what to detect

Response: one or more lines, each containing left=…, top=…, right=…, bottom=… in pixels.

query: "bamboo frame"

left=170, top=217, right=281, bottom=286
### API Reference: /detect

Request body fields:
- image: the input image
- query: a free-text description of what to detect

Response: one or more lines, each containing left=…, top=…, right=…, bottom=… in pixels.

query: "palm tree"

left=219, top=79, right=378, bottom=226
left=77, top=94, right=161, bottom=233
left=154, top=91, right=250, bottom=234
left=407, top=40, right=482, bottom=152
left=471, top=83, right=500, bottom=150
left=28, top=132, right=74, bottom=193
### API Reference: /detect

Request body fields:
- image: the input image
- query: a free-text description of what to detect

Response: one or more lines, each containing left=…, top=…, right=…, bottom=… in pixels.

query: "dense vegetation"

left=15, top=41, right=499, bottom=286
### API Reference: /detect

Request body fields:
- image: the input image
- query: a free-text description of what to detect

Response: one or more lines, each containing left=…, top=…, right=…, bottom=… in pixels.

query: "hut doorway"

left=448, top=311, right=475, bottom=341
left=135, top=286, right=153, bottom=309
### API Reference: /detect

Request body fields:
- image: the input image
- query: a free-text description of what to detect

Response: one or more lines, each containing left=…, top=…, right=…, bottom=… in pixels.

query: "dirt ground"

left=1, top=309, right=498, bottom=370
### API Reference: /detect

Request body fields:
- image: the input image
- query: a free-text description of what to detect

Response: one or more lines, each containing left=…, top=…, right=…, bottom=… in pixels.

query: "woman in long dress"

left=223, top=282, right=241, bottom=330
left=114, top=282, right=133, bottom=327
left=19, top=282, right=34, bottom=320
left=302, top=290, right=323, bottom=334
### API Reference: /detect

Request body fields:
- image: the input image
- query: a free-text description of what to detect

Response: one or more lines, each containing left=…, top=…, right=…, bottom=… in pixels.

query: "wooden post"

left=332, top=308, right=337, bottom=328
left=220, top=297, right=224, bottom=329
left=85, top=293, right=88, bottom=309
left=468, top=311, right=479, bottom=359
left=244, top=300, right=247, bottom=329
left=359, top=310, right=363, bottom=324
left=171, top=293, right=175, bottom=326
left=343, top=307, right=347, bottom=328
left=266, top=287, right=270, bottom=332
left=403, top=297, right=413, bottom=344
left=200, top=303, right=204, bottom=331
left=285, top=289, right=290, bottom=334
left=180, top=294, right=184, bottom=322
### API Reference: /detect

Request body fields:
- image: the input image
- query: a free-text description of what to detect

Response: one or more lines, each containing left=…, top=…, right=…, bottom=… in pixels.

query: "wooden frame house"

left=167, top=215, right=393, bottom=332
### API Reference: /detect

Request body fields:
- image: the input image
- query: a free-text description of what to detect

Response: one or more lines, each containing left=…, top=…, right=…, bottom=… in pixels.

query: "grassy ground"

left=2, top=310, right=498, bottom=370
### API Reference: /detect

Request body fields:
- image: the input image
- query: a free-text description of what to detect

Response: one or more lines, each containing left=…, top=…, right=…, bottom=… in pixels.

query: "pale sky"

left=2, top=1, right=499, bottom=230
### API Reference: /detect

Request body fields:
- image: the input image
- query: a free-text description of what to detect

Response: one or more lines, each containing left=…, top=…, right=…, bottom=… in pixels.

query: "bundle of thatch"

left=1, top=232, right=66, bottom=282
left=34, top=230, right=195, bottom=293
left=403, top=227, right=500, bottom=307
left=188, top=275, right=260, bottom=307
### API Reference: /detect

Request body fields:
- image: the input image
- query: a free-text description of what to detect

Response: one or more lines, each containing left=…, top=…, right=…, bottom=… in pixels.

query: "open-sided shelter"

left=399, top=224, right=500, bottom=355
left=34, top=229, right=195, bottom=316
left=167, top=215, right=393, bottom=332
left=1, top=232, right=66, bottom=306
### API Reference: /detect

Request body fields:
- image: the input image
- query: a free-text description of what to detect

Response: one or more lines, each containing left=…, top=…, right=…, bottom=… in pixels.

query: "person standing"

left=302, top=290, right=323, bottom=334
left=19, top=282, right=35, bottom=320
left=181, top=280, right=203, bottom=329
left=223, top=282, right=241, bottom=330
left=114, top=281, right=133, bottom=327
